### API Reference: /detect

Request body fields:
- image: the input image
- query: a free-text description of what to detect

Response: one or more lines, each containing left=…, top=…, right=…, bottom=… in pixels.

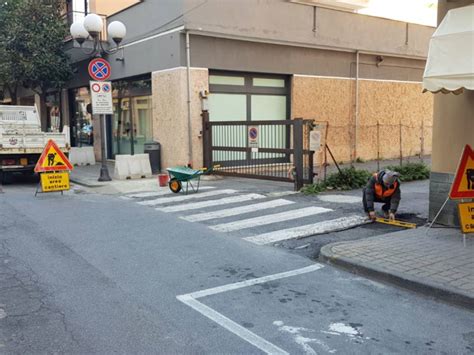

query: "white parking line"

left=176, top=264, right=323, bottom=355
left=187, top=264, right=324, bottom=299
left=127, top=186, right=214, bottom=199
left=178, top=296, right=289, bottom=355
left=138, top=189, right=237, bottom=206
left=182, top=199, right=295, bottom=222
left=210, top=206, right=333, bottom=232
left=157, top=193, right=266, bottom=212
left=243, top=215, right=370, bottom=245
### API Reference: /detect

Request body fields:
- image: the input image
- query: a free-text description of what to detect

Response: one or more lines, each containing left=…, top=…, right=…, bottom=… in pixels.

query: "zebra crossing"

left=122, top=186, right=369, bottom=245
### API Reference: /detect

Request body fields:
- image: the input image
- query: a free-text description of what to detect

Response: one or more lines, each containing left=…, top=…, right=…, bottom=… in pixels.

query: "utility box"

left=144, top=141, right=161, bottom=174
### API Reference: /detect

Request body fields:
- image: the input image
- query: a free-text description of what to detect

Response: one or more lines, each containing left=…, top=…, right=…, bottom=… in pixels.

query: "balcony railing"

left=62, top=11, right=108, bottom=42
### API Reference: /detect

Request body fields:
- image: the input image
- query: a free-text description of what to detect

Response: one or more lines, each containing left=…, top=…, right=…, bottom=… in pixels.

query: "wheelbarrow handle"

left=198, top=164, right=221, bottom=174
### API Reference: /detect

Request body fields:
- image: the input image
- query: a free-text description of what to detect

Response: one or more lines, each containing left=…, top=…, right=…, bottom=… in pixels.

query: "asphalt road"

left=0, top=177, right=473, bottom=354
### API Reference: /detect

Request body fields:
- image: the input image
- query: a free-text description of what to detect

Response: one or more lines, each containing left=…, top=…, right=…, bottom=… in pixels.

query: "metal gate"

left=202, top=112, right=315, bottom=190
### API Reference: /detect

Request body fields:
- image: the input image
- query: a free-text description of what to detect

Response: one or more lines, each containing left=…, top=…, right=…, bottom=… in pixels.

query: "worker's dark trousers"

left=362, top=188, right=391, bottom=213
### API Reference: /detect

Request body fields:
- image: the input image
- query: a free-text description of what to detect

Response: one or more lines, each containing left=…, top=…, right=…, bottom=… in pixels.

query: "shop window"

left=45, top=91, right=62, bottom=133
left=110, top=76, right=152, bottom=157
left=252, top=78, right=286, bottom=88
left=209, top=75, right=245, bottom=86
left=70, top=87, right=93, bottom=147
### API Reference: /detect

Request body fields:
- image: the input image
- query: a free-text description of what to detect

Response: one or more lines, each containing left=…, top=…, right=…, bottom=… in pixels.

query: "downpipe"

left=186, top=30, right=193, bottom=167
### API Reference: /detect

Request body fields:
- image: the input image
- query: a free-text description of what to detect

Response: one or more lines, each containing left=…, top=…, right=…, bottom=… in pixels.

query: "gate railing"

left=202, top=112, right=315, bottom=190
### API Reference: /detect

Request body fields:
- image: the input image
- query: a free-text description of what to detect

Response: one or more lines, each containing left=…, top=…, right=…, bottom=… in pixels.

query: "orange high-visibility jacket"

left=364, top=171, right=401, bottom=212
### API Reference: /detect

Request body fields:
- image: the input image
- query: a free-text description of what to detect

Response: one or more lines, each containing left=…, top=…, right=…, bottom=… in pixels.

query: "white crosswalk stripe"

left=138, top=189, right=238, bottom=206
left=210, top=206, right=333, bottom=233
left=121, top=187, right=369, bottom=245
left=157, top=193, right=266, bottom=212
left=127, top=186, right=215, bottom=199
left=243, top=215, right=369, bottom=245
left=182, top=198, right=295, bottom=222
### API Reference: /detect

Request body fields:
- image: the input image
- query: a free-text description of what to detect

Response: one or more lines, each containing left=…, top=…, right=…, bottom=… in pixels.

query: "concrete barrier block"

left=128, top=156, right=143, bottom=178
left=137, top=154, right=152, bottom=178
left=114, top=154, right=132, bottom=180
left=113, top=154, right=152, bottom=180
left=78, top=149, right=87, bottom=165
left=69, top=147, right=96, bottom=166
left=84, top=146, right=96, bottom=165
left=69, top=147, right=80, bottom=166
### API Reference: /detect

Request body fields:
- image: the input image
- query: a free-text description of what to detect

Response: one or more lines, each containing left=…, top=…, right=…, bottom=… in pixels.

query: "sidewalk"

left=69, top=162, right=159, bottom=194
left=320, top=227, right=474, bottom=309
left=69, top=162, right=221, bottom=194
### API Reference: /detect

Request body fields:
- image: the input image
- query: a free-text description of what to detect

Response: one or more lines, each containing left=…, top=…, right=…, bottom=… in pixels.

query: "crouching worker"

left=363, top=170, right=401, bottom=221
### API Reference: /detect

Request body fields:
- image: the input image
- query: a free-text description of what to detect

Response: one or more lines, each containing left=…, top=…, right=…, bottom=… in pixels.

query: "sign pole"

left=98, top=113, right=111, bottom=181
left=88, top=57, right=113, bottom=182
left=426, top=195, right=450, bottom=234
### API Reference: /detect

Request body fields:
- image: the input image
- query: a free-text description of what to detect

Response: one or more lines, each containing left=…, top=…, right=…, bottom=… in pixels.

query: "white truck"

left=0, top=105, right=69, bottom=180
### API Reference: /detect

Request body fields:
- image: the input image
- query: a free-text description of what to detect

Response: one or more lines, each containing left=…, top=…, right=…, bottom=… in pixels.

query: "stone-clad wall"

left=151, top=67, right=209, bottom=170
left=292, top=75, right=434, bottom=164
left=429, top=172, right=459, bottom=226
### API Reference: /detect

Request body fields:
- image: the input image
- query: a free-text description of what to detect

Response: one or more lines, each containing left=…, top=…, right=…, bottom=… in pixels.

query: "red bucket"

left=158, top=173, right=169, bottom=187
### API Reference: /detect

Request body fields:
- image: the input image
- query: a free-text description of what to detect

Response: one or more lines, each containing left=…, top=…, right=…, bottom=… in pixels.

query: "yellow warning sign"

left=40, top=172, right=70, bottom=192
left=34, top=140, right=73, bottom=173
left=450, top=144, right=474, bottom=199
left=458, top=202, right=474, bottom=233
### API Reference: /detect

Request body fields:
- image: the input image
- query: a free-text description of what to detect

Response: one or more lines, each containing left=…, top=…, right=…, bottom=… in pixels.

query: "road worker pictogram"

left=450, top=144, right=474, bottom=199
left=34, top=139, right=73, bottom=173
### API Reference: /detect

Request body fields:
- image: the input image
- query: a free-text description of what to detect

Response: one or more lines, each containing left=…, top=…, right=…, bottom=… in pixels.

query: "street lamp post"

left=69, top=14, right=126, bottom=181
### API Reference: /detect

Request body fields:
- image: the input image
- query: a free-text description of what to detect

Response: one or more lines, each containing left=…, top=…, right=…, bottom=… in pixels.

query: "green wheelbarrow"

left=166, top=165, right=218, bottom=194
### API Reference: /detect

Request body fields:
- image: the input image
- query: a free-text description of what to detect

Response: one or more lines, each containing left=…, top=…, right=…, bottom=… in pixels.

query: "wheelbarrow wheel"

left=169, top=178, right=182, bottom=193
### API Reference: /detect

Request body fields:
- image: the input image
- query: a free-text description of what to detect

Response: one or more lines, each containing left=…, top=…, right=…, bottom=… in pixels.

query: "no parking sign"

left=88, top=58, right=111, bottom=81
left=248, top=126, right=258, bottom=148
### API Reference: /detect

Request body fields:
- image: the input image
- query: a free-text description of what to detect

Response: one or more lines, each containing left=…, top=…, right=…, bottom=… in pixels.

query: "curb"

left=319, top=242, right=474, bottom=310
left=70, top=178, right=105, bottom=188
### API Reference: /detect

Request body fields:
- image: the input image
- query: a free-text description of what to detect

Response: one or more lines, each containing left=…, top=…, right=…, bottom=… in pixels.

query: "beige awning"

left=423, top=5, right=474, bottom=94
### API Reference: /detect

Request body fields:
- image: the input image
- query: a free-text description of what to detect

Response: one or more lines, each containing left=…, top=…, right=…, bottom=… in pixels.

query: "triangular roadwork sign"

left=34, top=139, right=73, bottom=173
left=450, top=144, right=474, bottom=199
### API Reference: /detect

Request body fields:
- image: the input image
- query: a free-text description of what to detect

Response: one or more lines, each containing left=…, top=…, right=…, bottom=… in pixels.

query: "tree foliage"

left=0, top=0, right=72, bottom=103
left=0, top=0, right=22, bottom=102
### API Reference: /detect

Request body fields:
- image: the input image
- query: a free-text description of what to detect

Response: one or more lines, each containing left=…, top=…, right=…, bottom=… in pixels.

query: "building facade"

left=60, top=0, right=434, bottom=170
left=428, top=0, right=474, bottom=226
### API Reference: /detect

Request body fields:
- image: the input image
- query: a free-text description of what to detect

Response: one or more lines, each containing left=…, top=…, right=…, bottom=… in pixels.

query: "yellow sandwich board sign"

left=458, top=202, right=474, bottom=234
left=34, top=140, right=72, bottom=196
left=40, top=172, right=70, bottom=192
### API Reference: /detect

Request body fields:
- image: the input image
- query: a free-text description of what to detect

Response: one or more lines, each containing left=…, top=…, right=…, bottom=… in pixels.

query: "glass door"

left=112, top=98, right=132, bottom=156
left=131, top=96, right=152, bottom=154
